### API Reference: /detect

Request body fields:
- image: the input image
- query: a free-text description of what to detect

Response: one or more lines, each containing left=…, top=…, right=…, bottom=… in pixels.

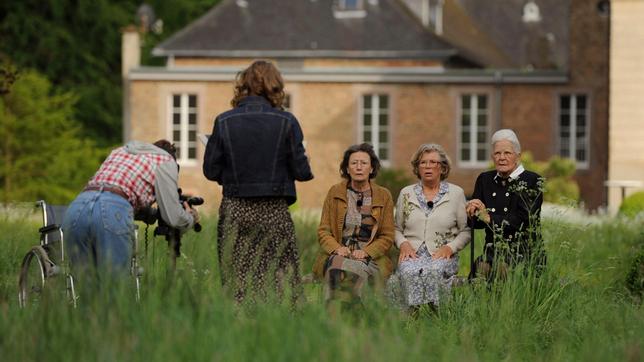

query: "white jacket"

left=394, top=183, right=470, bottom=254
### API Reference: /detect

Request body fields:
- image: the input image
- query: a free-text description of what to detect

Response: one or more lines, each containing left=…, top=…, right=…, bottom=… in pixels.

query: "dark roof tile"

left=154, top=0, right=458, bottom=59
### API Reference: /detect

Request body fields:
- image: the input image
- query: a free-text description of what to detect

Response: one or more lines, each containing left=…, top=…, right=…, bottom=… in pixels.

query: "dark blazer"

left=203, top=96, right=313, bottom=205
left=471, top=169, right=543, bottom=260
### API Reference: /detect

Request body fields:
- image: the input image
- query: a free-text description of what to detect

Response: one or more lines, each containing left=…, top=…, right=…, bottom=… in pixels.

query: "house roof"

left=455, top=0, right=570, bottom=69
left=438, top=0, right=515, bottom=68
left=153, top=0, right=461, bottom=60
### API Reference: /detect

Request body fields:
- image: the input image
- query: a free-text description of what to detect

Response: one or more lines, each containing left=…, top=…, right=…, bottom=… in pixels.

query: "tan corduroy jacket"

left=313, top=181, right=395, bottom=279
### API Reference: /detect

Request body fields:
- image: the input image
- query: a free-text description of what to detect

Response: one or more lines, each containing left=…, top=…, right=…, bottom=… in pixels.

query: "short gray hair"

left=491, top=129, right=521, bottom=153
left=410, top=143, right=451, bottom=180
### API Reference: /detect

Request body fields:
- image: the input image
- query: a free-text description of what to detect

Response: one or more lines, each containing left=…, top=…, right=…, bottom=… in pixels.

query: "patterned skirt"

left=324, top=255, right=379, bottom=303
left=217, top=197, right=301, bottom=304
left=386, top=245, right=459, bottom=308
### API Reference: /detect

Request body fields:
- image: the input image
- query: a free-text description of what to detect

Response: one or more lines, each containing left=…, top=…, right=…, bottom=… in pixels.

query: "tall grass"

left=0, top=206, right=642, bottom=361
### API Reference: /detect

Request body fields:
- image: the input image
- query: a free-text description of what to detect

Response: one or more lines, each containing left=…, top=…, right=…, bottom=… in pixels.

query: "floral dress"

left=387, top=182, right=460, bottom=308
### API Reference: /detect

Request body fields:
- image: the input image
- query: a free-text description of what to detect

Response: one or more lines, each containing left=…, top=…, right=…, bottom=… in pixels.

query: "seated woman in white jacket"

left=387, top=143, right=470, bottom=309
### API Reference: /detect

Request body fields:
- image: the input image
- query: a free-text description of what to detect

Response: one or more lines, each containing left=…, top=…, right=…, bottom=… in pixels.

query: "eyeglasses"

left=349, top=160, right=370, bottom=167
left=419, top=160, right=441, bottom=168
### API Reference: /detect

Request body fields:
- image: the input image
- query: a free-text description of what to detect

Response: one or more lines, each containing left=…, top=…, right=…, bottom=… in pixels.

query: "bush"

left=375, top=167, right=415, bottom=202
left=619, top=191, right=644, bottom=218
left=521, top=152, right=580, bottom=205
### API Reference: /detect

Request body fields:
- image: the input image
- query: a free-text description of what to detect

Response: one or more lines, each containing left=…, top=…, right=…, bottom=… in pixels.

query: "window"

left=459, top=94, right=489, bottom=165
left=361, top=94, right=389, bottom=163
left=334, top=0, right=366, bottom=18
left=171, top=94, right=198, bottom=162
left=522, top=1, right=541, bottom=23
left=428, top=0, right=444, bottom=34
left=559, top=94, right=589, bottom=166
left=339, top=0, right=362, bottom=10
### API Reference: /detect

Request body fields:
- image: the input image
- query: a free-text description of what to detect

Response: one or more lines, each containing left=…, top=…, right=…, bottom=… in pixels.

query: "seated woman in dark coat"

left=466, top=129, right=545, bottom=280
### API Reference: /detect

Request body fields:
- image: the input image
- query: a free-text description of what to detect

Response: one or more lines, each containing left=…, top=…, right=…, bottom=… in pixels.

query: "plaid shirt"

left=87, top=146, right=174, bottom=208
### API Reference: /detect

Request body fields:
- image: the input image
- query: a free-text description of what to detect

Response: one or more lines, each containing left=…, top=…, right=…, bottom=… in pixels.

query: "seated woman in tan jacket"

left=313, top=143, right=394, bottom=309
left=387, top=143, right=470, bottom=310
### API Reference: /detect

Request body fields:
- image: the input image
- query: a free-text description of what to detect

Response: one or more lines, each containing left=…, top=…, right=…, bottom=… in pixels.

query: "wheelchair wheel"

left=18, top=247, right=48, bottom=307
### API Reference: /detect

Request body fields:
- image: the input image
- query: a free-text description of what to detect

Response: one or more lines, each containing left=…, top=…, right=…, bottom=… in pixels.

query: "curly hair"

left=153, top=139, right=177, bottom=160
left=231, top=60, right=286, bottom=109
left=339, top=143, right=381, bottom=180
left=410, top=143, right=451, bottom=180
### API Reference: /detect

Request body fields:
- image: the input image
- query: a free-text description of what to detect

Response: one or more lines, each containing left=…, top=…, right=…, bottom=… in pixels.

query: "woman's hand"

left=466, top=199, right=490, bottom=223
left=431, top=245, right=453, bottom=259
left=351, top=249, right=368, bottom=260
left=334, top=246, right=351, bottom=257
left=398, top=241, right=418, bottom=263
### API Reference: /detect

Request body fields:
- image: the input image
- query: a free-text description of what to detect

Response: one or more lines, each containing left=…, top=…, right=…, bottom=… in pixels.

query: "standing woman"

left=203, top=60, right=314, bottom=304
left=313, top=143, right=394, bottom=310
left=388, top=143, right=470, bottom=310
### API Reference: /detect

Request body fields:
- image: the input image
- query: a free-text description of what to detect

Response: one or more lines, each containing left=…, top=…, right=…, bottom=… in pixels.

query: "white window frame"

left=457, top=93, right=490, bottom=167
left=334, top=0, right=366, bottom=18
left=558, top=93, right=590, bottom=169
left=359, top=93, right=390, bottom=166
left=169, top=93, right=198, bottom=166
left=339, top=0, right=363, bottom=10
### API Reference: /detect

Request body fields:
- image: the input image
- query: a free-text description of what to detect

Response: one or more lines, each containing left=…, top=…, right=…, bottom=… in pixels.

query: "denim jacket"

left=203, top=96, right=314, bottom=205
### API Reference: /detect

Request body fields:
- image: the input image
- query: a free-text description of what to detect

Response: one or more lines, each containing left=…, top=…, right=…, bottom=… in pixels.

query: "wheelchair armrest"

left=39, top=224, right=61, bottom=234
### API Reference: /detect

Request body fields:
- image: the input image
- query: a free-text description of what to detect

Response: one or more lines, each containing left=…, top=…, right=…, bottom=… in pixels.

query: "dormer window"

left=340, top=0, right=361, bottom=10
left=523, top=1, right=542, bottom=23
left=334, top=0, right=367, bottom=19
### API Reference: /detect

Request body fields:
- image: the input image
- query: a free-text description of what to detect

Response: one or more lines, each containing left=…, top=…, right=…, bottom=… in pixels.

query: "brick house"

left=122, top=0, right=609, bottom=211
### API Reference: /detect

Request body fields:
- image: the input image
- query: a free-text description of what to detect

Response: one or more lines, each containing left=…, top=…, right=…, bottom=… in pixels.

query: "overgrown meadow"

left=0, top=204, right=642, bottom=361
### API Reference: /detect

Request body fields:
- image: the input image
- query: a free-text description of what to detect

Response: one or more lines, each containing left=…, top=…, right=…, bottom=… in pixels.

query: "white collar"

left=495, top=164, right=525, bottom=181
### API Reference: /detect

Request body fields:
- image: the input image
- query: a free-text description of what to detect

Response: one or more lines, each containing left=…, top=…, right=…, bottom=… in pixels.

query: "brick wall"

left=567, top=0, right=610, bottom=209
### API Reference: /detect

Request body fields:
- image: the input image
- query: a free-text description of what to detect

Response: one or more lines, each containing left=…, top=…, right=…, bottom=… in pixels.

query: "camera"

left=134, top=188, right=203, bottom=269
left=135, top=188, right=202, bottom=232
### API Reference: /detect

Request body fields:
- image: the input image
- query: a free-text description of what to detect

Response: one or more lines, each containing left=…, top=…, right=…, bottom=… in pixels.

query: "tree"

left=0, top=68, right=105, bottom=204
left=0, top=0, right=220, bottom=146
left=0, top=0, right=136, bottom=146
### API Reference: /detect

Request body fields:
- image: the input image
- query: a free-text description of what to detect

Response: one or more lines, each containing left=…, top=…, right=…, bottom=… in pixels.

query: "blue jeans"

left=63, top=190, right=135, bottom=275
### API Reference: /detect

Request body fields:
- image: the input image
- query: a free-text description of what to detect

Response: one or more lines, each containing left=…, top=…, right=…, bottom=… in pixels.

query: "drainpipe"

left=494, top=71, right=503, bottom=129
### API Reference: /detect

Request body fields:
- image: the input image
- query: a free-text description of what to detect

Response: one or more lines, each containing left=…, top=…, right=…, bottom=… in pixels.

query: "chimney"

left=121, top=25, right=140, bottom=77
left=121, top=25, right=140, bottom=143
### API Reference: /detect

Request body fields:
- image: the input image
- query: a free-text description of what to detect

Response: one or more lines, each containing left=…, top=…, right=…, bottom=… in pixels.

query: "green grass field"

left=0, top=205, right=642, bottom=361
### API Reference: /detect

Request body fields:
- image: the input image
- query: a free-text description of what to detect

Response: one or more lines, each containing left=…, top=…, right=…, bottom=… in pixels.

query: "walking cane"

left=468, top=215, right=476, bottom=281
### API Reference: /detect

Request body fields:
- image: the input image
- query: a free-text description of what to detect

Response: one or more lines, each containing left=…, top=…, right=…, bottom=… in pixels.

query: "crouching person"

left=313, top=143, right=394, bottom=313
left=63, top=140, right=199, bottom=282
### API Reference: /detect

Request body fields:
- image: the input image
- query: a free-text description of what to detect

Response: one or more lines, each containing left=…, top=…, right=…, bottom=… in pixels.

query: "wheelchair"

left=18, top=201, right=77, bottom=307
left=17, top=200, right=143, bottom=307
